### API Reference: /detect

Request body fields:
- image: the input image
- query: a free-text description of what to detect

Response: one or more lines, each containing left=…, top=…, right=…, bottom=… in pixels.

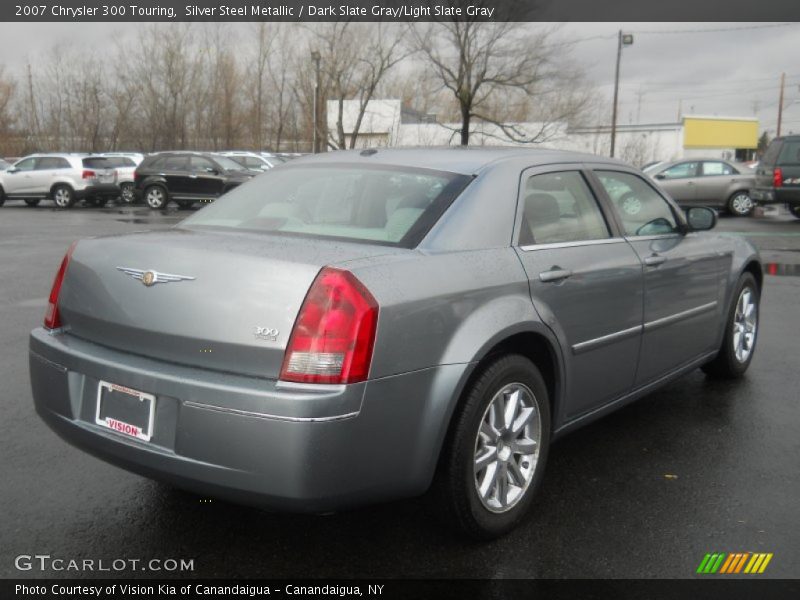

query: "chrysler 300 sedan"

left=30, top=148, right=761, bottom=538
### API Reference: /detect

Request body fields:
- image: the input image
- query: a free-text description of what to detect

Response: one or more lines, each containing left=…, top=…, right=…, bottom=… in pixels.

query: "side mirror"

left=205, top=167, right=219, bottom=175
left=7, top=167, right=19, bottom=174
left=686, top=206, right=717, bottom=231
left=654, top=173, right=666, bottom=180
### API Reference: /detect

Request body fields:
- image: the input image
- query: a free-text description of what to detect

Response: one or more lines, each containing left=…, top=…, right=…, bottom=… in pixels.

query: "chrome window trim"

left=519, top=237, right=626, bottom=252
left=184, top=400, right=358, bottom=423
left=644, top=301, right=718, bottom=332
left=624, top=233, right=682, bottom=242
left=570, top=300, right=719, bottom=354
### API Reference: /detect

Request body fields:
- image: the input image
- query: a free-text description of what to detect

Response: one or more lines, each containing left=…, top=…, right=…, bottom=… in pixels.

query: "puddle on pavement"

left=765, top=263, right=800, bottom=277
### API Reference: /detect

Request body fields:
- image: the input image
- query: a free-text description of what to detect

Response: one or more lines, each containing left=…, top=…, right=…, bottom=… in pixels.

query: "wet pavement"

left=1, top=201, right=798, bottom=579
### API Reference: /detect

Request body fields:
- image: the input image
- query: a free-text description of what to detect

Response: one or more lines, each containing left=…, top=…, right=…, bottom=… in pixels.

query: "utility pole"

left=311, top=50, right=321, bottom=153
left=777, top=72, right=785, bottom=137
left=610, top=31, right=633, bottom=158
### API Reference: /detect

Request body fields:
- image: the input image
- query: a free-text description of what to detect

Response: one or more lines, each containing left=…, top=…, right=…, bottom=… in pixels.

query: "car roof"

left=294, top=147, right=628, bottom=175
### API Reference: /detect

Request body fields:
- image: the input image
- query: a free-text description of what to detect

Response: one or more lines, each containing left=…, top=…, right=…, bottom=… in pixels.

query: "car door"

left=694, top=160, right=737, bottom=204
left=592, top=169, right=725, bottom=386
left=652, top=161, right=700, bottom=205
left=513, top=166, right=644, bottom=419
left=160, top=154, right=191, bottom=197
left=188, top=156, right=225, bottom=198
left=4, top=157, right=38, bottom=195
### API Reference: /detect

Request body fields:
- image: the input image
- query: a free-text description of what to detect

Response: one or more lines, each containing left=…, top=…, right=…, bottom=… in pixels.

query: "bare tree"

left=0, top=66, right=16, bottom=155
left=413, top=18, right=593, bottom=145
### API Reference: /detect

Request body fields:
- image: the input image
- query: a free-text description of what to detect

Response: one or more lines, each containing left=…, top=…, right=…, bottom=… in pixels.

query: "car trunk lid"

left=58, top=228, right=398, bottom=379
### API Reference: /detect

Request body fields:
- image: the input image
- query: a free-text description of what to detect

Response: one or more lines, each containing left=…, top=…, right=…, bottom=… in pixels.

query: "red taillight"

left=280, top=267, right=378, bottom=384
left=82, top=169, right=95, bottom=180
left=44, top=242, right=77, bottom=330
left=773, top=167, right=783, bottom=188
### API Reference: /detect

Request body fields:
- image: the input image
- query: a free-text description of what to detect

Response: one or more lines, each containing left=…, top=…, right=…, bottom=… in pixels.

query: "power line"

left=633, top=23, right=799, bottom=35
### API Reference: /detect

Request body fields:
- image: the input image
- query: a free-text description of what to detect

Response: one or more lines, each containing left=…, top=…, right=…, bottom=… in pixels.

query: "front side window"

left=191, top=156, right=217, bottom=172
left=660, top=162, right=699, bottom=180
left=181, top=164, right=470, bottom=247
left=519, top=171, right=610, bottom=245
left=596, top=171, right=679, bottom=237
left=36, top=157, right=70, bottom=170
left=701, top=161, right=736, bottom=176
left=14, top=158, right=36, bottom=171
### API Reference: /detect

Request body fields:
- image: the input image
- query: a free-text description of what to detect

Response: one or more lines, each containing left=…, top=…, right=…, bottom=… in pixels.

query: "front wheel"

left=52, top=185, right=75, bottom=209
left=702, top=272, right=759, bottom=379
left=144, top=185, right=169, bottom=209
left=120, top=182, right=136, bottom=204
left=728, top=191, right=754, bottom=217
left=440, top=354, right=551, bottom=539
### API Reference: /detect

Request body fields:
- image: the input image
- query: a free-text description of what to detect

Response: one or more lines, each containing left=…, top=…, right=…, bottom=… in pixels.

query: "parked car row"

left=0, top=150, right=304, bottom=209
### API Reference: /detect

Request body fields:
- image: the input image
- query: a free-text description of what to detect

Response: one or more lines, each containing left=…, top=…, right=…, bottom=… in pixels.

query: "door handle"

left=644, top=254, right=666, bottom=267
left=539, top=268, right=573, bottom=283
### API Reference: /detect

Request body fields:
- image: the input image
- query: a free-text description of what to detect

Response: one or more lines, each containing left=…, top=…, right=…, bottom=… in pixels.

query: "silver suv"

left=0, top=154, right=119, bottom=209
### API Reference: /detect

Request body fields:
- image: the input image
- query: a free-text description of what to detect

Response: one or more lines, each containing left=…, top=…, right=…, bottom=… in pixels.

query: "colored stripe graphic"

left=758, top=554, right=773, bottom=573
left=700, top=553, right=774, bottom=574
left=733, top=553, right=750, bottom=573
left=710, top=553, right=726, bottom=573
left=697, top=554, right=713, bottom=573
left=719, top=554, right=736, bottom=574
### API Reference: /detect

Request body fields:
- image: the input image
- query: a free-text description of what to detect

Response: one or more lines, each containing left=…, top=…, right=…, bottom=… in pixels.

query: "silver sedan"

left=644, top=158, right=756, bottom=216
left=30, top=148, right=761, bottom=538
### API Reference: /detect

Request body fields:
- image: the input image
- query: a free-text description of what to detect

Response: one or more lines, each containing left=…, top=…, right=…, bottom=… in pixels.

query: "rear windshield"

left=82, top=157, right=112, bottom=169
left=102, top=156, right=136, bottom=167
left=212, top=155, right=250, bottom=171
left=181, top=164, right=471, bottom=248
left=777, top=140, right=800, bottom=166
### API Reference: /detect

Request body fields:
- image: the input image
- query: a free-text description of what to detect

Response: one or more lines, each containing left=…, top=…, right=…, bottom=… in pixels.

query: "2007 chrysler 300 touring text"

left=30, top=148, right=762, bottom=538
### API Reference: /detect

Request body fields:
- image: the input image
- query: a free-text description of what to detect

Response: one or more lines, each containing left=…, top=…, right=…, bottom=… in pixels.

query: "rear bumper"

left=76, top=184, right=121, bottom=199
left=29, top=328, right=465, bottom=512
left=751, top=186, right=800, bottom=206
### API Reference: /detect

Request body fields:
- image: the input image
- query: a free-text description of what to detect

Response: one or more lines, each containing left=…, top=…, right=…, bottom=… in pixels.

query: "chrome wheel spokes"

left=474, top=383, right=541, bottom=513
left=733, top=287, right=757, bottom=363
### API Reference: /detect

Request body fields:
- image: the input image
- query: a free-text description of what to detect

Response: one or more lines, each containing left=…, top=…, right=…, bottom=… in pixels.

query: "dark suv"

left=134, top=152, right=256, bottom=209
left=752, top=136, right=800, bottom=219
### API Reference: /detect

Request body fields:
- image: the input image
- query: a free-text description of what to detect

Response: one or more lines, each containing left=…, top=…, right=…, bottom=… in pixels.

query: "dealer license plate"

left=95, top=381, right=155, bottom=442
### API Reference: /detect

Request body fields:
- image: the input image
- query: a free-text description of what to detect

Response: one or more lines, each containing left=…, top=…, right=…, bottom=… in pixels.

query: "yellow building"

left=682, top=116, right=759, bottom=160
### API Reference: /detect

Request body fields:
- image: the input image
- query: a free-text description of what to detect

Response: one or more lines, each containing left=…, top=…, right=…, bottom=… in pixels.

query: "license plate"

left=95, top=381, right=155, bottom=442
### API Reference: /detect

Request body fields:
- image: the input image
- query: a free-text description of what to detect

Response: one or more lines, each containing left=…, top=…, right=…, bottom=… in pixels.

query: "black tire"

left=24, top=199, right=40, bottom=207
left=0, top=187, right=6, bottom=206
left=144, top=185, right=169, bottom=209
left=176, top=199, right=195, bottom=209
left=440, top=354, right=551, bottom=539
left=727, top=191, right=754, bottom=217
left=790, top=205, right=800, bottom=219
left=52, top=185, right=75, bottom=209
left=119, top=182, right=136, bottom=204
left=702, top=272, right=759, bottom=379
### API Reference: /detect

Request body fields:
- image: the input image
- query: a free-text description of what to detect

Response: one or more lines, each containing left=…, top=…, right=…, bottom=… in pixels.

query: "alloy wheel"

left=732, top=286, right=757, bottom=363
left=146, top=187, right=165, bottom=209
left=121, top=184, right=135, bottom=203
left=473, top=383, right=541, bottom=513
left=54, top=188, right=72, bottom=208
left=730, top=193, right=753, bottom=216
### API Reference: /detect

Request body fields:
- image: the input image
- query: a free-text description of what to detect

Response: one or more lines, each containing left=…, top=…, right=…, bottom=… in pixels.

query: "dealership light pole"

left=311, top=50, right=321, bottom=153
left=610, top=31, right=634, bottom=158
left=777, top=72, right=785, bottom=137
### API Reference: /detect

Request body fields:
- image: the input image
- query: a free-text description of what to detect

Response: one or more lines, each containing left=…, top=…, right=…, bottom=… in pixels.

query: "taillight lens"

left=773, top=167, right=783, bottom=188
left=44, top=242, right=77, bottom=330
left=82, top=169, right=95, bottom=179
left=280, top=267, right=378, bottom=384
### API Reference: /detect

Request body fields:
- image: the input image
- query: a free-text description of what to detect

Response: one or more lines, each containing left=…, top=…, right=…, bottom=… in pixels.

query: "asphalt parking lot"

left=1, top=200, right=798, bottom=579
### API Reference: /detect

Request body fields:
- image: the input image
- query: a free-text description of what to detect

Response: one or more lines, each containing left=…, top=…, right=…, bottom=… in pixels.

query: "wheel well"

left=743, top=260, right=763, bottom=291
left=49, top=182, right=74, bottom=197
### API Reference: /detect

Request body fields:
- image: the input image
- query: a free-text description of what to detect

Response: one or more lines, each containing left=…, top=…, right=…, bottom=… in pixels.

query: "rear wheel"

left=728, top=191, right=753, bottom=216
left=120, top=182, right=136, bottom=204
left=440, top=354, right=550, bottom=539
left=702, top=272, right=759, bottom=379
left=52, top=185, right=75, bottom=209
left=144, top=185, right=169, bottom=209
left=24, top=199, right=40, bottom=207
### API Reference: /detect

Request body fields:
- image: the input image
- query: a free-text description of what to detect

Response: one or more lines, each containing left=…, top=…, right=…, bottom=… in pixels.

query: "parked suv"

left=752, top=136, right=800, bottom=218
left=134, top=152, right=256, bottom=209
left=99, top=153, right=145, bottom=204
left=219, top=151, right=285, bottom=171
left=0, top=154, right=118, bottom=208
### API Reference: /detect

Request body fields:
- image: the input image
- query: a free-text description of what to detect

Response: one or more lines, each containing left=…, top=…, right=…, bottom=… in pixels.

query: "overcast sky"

left=0, top=21, right=797, bottom=136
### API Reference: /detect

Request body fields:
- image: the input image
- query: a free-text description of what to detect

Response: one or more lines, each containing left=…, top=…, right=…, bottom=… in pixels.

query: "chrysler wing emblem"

left=117, top=267, right=196, bottom=287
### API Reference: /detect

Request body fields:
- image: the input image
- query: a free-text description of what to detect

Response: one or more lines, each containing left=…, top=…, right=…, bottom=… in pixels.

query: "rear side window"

left=181, top=164, right=471, bottom=248
left=164, top=155, right=190, bottom=170
left=778, top=141, right=800, bottom=166
left=702, top=161, right=737, bottom=176
left=519, top=171, right=610, bottom=245
left=596, top=171, right=679, bottom=237
left=83, top=157, right=112, bottom=169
